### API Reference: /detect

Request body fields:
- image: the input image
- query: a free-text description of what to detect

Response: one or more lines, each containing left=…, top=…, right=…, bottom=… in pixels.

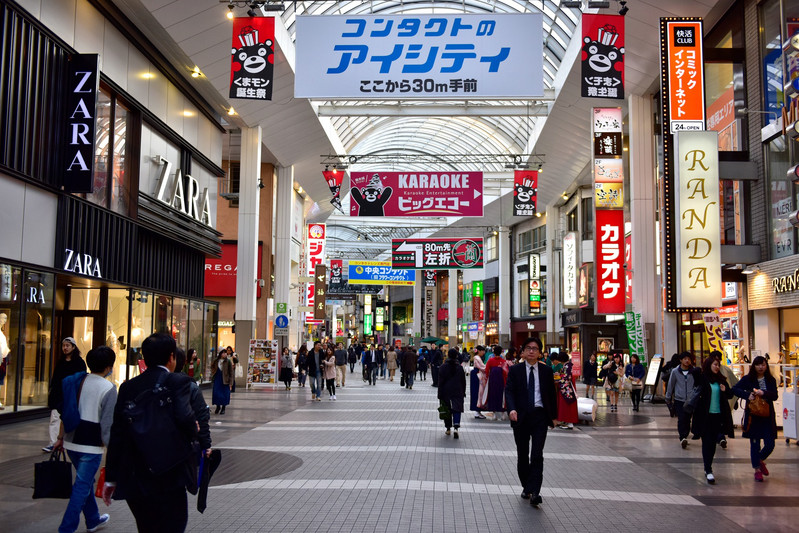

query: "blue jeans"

left=309, top=371, right=322, bottom=397
left=406, top=372, right=414, bottom=387
left=370, top=366, right=378, bottom=385
left=750, top=436, right=776, bottom=469
left=59, top=450, right=102, bottom=533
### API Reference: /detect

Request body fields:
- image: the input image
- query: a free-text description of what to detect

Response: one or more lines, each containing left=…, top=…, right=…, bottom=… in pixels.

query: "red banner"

left=349, top=171, right=483, bottom=217
left=323, top=170, right=344, bottom=211
left=329, top=259, right=343, bottom=285
left=595, top=209, right=625, bottom=314
left=204, top=243, right=262, bottom=298
left=581, top=14, right=625, bottom=99
left=230, top=17, right=275, bottom=101
left=662, top=19, right=705, bottom=132
left=513, top=170, right=538, bottom=216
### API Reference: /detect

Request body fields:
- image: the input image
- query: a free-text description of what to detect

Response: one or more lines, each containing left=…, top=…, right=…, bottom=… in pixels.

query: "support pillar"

left=498, top=226, right=511, bottom=347
left=234, top=126, right=261, bottom=387
left=275, top=165, right=294, bottom=348
left=448, top=270, right=458, bottom=346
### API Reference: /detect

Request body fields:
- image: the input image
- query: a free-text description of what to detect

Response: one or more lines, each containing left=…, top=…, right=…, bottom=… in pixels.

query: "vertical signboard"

left=424, top=270, right=437, bottom=287
left=675, top=131, right=721, bottom=308
left=64, top=54, right=99, bottom=193
left=305, top=224, right=326, bottom=323
left=581, top=14, right=625, bottom=99
left=563, top=232, right=578, bottom=307
left=663, top=19, right=705, bottom=133
left=513, top=170, right=538, bottom=216
left=595, top=210, right=625, bottom=314
left=230, top=17, right=275, bottom=101
left=324, top=170, right=344, bottom=211
left=528, top=253, right=541, bottom=314
left=314, top=264, right=327, bottom=319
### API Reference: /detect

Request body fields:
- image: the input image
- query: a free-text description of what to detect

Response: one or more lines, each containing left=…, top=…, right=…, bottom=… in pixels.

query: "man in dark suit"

left=102, top=334, right=198, bottom=532
left=504, top=336, right=557, bottom=507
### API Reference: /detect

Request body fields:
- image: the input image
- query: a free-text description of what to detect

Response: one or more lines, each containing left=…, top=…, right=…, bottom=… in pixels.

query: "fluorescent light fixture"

left=562, top=1, right=582, bottom=7
left=588, top=1, right=610, bottom=7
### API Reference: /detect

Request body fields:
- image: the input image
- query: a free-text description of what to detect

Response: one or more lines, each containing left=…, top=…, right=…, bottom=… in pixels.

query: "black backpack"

left=122, top=372, right=194, bottom=475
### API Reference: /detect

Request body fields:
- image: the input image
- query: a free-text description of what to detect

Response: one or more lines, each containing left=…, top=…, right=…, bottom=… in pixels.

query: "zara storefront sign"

left=63, top=54, right=100, bottom=193
left=153, top=156, right=213, bottom=227
left=63, top=248, right=102, bottom=278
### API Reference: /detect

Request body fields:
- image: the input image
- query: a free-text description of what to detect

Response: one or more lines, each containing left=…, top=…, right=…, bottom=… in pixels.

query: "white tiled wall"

left=17, top=0, right=222, bottom=165
left=0, top=174, right=57, bottom=266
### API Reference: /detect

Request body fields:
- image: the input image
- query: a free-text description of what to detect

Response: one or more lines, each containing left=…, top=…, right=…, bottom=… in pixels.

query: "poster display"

left=513, top=170, right=538, bottom=216
left=349, top=171, right=483, bottom=217
left=248, top=339, right=278, bottom=386
left=348, top=260, right=415, bottom=285
left=230, top=17, right=275, bottom=101
left=581, top=14, right=625, bottom=99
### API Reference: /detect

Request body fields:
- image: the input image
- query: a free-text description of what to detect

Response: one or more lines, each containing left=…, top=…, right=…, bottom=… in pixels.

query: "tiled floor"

left=1, top=366, right=796, bottom=532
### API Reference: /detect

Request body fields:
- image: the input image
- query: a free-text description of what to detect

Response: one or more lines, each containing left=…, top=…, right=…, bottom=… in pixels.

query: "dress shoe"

left=530, top=494, right=542, bottom=507
left=520, top=491, right=531, bottom=500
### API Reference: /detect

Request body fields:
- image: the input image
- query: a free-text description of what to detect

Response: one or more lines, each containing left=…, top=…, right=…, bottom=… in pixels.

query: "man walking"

left=430, top=346, right=443, bottom=387
left=665, top=351, right=696, bottom=449
left=307, top=341, right=324, bottom=401
left=504, top=337, right=557, bottom=508
left=377, top=344, right=387, bottom=379
left=334, top=343, right=348, bottom=387
left=102, top=334, right=198, bottom=532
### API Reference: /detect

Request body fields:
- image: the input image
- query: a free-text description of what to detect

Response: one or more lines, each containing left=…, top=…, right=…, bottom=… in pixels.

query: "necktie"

left=528, top=365, right=536, bottom=406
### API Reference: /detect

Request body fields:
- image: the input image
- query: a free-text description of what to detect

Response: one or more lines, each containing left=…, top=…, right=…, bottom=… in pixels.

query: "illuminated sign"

left=662, top=19, right=705, bottom=133
left=563, top=232, right=578, bottom=307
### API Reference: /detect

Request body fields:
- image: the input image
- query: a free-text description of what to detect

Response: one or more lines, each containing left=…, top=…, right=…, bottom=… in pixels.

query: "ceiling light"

left=741, top=265, right=759, bottom=275
left=141, top=72, right=155, bottom=79
left=228, top=106, right=236, bottom=116
left=537, top=163, right=543, bottom=173
left=227, top=3, right=235, bottom=19
left=535, top=212, right=542, bottom=218
left=190, top=66, right=202, bottom=78
left=182, top=110, right=194, bottom=117
left=562, top=193, right=569, bottom=201
left=562, top=1, right=582, bottom=7
left=297, top=186, right=303, bottom=194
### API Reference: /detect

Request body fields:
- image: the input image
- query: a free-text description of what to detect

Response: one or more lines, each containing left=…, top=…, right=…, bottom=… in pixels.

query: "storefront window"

left=86, top=88, right=131, bottom=215
left=189, top=301, right=205, bottom=381
left=20, top=271, right=54, bottom=410
left=203, top=303, right=218, bottom=382
left=106, top=289, right=130, bottom=387
left=760, top=0, right=784, bottom=127
left=153, top=294, right=172, bottom=335
left=129, top=291, right=153, bottom=378
left=0, top=264, right=21, bottom=411
left=173, top=297, right=189, bottom=350
left=767, top=137, right=794, bottom=258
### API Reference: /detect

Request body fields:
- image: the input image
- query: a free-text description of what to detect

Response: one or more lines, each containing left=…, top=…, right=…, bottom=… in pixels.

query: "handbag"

left=748, top=395, right=769, bottom=418
left=621, top=377, right=632, bottom=391
left=33, top=449, right=73, bottom=499
left=437, top=401, right=451, bottom=420
left=94, top=466, right=106, bottom=498
left=400, top=374, right=405, bottom=386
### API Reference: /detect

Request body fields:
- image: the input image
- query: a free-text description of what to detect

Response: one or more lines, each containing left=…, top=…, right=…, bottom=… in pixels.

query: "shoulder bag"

left=747, top=395, right=769, bottom=418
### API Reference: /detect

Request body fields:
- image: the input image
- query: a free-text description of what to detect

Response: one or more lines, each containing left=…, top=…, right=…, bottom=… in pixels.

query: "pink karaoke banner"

left=349, top=171, right=483, bottom=217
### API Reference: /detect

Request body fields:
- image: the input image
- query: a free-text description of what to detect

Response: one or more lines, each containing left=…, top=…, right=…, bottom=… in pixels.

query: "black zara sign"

left=63, top=54, right=99, bottom=193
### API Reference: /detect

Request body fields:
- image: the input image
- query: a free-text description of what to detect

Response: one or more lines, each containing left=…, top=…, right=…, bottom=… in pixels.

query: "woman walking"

left=296, top=346, right=308, bottom=388
left=470, top=348, right=487, bottom=419
left=482, top=345, right=510, bottom=420
left=583, top=352, right=598, bottom=399
left=386, top=346, right=398, bottom=381
left=44, top=338, right=87, bottom=453
left=323, top=348, right=337, bottom=400
left=625, top=354, right=646, bottom=411
left=438, top=348, right=466, bottom=439
left=279, top=347, right=293, bottom=390
left=603, top=352, right=623, bottom=411
left=732, top=356, right=778, bottom=482
left=690, top=356, right=734, bottom=483
left=556, top=352, right=579, bottom=429
left=211, top=349, right=234, bottom=414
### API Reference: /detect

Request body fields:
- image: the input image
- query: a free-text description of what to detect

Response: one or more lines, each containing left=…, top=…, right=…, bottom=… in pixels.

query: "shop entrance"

left=679, top=312, right=710, bottom=365
left=55, top=287, right=106, bottom=357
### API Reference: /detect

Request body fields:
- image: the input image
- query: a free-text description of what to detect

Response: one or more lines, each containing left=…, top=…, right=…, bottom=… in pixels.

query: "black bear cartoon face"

left=232, top=40, right=273, bottom=74
left=582, top=37, right=624, bottom=74
left=514, top=183, right=536, bottom=204
left=331, top=265, right=342, bottom=278
left=351, top=185, right=392, bottom=216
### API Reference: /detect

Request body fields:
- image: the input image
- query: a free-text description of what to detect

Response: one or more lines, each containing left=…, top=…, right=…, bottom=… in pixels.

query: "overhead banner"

left=661, top=19, right=705, bottom=133
left=349, top=171, right=483, bottom=217
left=305, top=223, right=326, bottom=323
left=64, top=54, right=100, bottom=193
left=391, top=238, right=483, bottom=269
left=314, top=264, right=327, bottom=319
left=348, top=260, right=415, bottom=286
left=581, top=14, right=625, bottom=99
left=595, top=209, right=625, bottom=314
left=323, top=170, right=344, bottom=211
left=513, top=170, right=538, bottom=216
left=329, top=259, right=343, bottom=285
left=563, top=231, right=578, bottom=307
left=295, top=14, right=544, bottom=99
left=230, top=17, right=275, bottom=100
left=424, top=270, right=437, bottom=287
left=675, top=131, right=721, bottom=308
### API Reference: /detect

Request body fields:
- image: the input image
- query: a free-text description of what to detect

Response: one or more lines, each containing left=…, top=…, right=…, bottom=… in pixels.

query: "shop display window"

left=189, top=301, right=205, bottom=381
left=19, top=271, right=54, bottom=411
left=767, top=137, right=795, bottom=258
left=173, top=297, right=189, bottom=350
left=106, top=289, right=130, bottom=387
left=154, top=294, right=172, bottom=335
left=203, top=303, right=218, bottom=382
left=129, top=291, right=154, bottom=378
left=0, top=264, right=21, bottom=411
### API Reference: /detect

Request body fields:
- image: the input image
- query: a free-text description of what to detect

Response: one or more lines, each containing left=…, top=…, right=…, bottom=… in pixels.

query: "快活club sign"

left=349, top=172, right=483, bottom=217
left=391, top=238, right=483, bottom=269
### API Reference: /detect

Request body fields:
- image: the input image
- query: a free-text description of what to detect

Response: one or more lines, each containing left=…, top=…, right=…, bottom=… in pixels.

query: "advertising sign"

left=513, top=170, right=538, bottom=216
left=702, top=311, right=725, bottom=352
left=248, top=339, right=278, bottom=385
left=578, top=263, right=592, bottom=308
left=529, top=253, right=541, bottom=314
left=376, top=306, right=385, bottom=331
left=624, top=234, right=632, bottom=305
left=295, top=14, right=544, bottom=99
left=563, top=232, right=578, bottom=307
left=314, top=264, right=327, bottom=320
left=581, top=14, right=625, bottom=99
left=329, top=259, right=343, bottom=285
left=349, top=171, right=483, bottom=217
left=528, top=253, right=540, bottom=280
left=662, top=19, right=705, bottom=133
left=204, top=243, right=263, bottom=298
left=348, top=260, right=415, bottom=286
left=64, top=54, right=99, bottom=193
left=594, top=182, right=624, bottom=209
left=595, top=209, right=625, bottom=314
left=424, top=270, right=437, bottom=287
left=625, top=311, right=645, bottom=355
left=391, top=238, right=483, bottom=269
left=305, top=224, right=326, bottom=323
left=230, top=17, right=275, bottom=101
left=675, top=131, right=721, bottom=308
left=324, top=170, right=344, bottom=211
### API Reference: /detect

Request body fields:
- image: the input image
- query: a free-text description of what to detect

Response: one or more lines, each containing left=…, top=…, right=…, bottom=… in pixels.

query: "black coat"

left=690, top=373, right=734, bottom=439
left=732, top=374, right=778, bottom=439
left=437, top=359, right=466, bottom=412
left=504, top=362, right=557, bottom=427
left=105, top=367, right=198, bottom=499
left=306, top=349, right=324, bottom=374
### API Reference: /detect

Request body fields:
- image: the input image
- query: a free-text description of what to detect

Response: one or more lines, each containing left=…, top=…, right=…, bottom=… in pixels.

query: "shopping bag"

left=94, top=466, right=105, bottom=497
left=33, top=449, right=73, bottom=499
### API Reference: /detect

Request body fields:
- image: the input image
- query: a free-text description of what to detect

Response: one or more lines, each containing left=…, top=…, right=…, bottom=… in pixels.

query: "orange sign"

left=663, top=19, right=705, bottom=133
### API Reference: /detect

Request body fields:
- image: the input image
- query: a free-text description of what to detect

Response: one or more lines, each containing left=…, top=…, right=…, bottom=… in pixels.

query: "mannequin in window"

left=127, top=317, right=145, bottom=368
left=0, top=313, right=9, bottom=409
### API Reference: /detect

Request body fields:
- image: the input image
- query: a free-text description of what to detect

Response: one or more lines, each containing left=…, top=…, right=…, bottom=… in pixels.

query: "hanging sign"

left=578, top=262, right=592, bottom=308
left=581, top=14, right=625, bottom=99
left=702, top=311, right=725, bottom=352
left=513, top=170, right=538, bottom=216
left=624, top=234, right=632, bottom=305
left=295, top=14, right=544, bottom=99
left=324, top=170, right=344, bottom=211
left=314, top=264, right=327, bottom=319
left=563, top=232, right=578, bottom=307
left=329, top=259, right=343, bottom=285
left=348, top=260, right=415, bottom=286
left=661, top=19, right=705, bottom=133
left=595, top=209, right=625, bottom=314
left=305, top=224, right=326, bottom=323
left=391, top=238, right=483, bottom=269
left=230, top=17, right=275, bottom=100
left=349, top=171, right=483, bottom=217
left=424, top=270, right=437, bottom=287
left=63, top=54, right=99, bottom=193
left=675, top=131, right=721, bottom=308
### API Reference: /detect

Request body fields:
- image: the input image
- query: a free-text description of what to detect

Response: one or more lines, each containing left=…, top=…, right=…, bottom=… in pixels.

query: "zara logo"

left=63, top=248, right=102, bottom=278
left=27, top=287, right=46, bottom=304
left=153, top=156, right=213, bottom=228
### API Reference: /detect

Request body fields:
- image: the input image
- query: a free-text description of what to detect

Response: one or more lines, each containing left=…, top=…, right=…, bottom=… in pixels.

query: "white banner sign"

left=563, top=232, right=578, bottom=307
left=675, top=131, right=721, bottom=308
left=295, top=14, right=544, bottom=99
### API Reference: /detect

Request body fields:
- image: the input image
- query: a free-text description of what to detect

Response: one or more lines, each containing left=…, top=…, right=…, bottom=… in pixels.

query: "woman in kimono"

left=470, top=348, right=487, bottom=419
left=482, top=345, right=510, bottom=420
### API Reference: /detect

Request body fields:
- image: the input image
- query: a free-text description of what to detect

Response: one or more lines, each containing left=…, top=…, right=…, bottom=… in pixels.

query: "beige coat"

left=386, top=349, right=398, bottom=370
left=323, top=357, right=337, bottom=379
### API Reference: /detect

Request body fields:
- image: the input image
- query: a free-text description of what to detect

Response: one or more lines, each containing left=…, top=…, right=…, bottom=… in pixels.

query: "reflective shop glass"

left=0, top=265, right=21, bottom=411
left=20, top=271, right=54, bottom=411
